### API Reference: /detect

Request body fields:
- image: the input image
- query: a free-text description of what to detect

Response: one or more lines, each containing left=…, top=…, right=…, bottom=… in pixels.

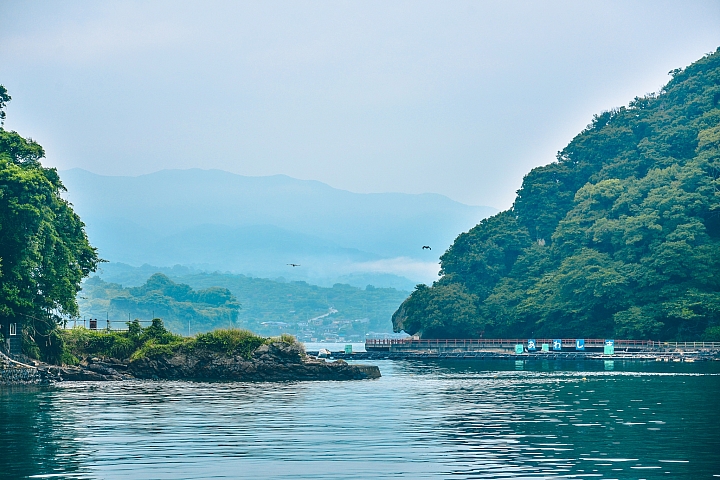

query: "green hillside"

left=393, top=48, right=720, bottom=341
left=78, top=274, right=241, bottom=335
left=178, top=273, right=408, bottom=339
left=79, top=271, right=408, bottom=341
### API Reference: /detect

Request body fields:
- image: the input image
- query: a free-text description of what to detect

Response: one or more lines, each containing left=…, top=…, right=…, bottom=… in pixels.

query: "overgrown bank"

left=50, top=320, right=380, bottom=382
left=59, top=319, right=268, bottom=365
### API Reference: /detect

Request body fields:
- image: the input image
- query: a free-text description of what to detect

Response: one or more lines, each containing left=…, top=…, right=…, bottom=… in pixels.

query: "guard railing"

left=365, top=338, right=720, bottom=350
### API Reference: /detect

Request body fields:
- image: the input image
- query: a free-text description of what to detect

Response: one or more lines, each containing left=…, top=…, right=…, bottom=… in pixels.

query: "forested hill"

left=393, top=48, right=720, bottom=341
left=79, top=270, right=408, bottom=340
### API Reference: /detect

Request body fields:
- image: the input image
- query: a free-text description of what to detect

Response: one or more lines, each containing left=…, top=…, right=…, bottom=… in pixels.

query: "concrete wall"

left=0, top=366, right=39, bottom=385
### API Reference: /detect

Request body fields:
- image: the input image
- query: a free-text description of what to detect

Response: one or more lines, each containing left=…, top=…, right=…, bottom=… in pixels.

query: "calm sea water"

left=1, top=360, right=719, bottom=479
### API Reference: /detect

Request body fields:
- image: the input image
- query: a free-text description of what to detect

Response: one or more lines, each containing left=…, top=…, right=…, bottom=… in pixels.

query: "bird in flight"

left=287, top=263, right=301, bottom=267
left=422, top=246, right=431, bottom=250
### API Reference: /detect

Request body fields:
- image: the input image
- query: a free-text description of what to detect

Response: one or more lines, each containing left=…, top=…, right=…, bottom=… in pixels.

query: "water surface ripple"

left=1, top=360, right=719, bottom=479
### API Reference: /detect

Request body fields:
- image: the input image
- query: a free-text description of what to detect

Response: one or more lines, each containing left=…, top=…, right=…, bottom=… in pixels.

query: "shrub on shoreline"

left=59, top=319, right=297, bottom=364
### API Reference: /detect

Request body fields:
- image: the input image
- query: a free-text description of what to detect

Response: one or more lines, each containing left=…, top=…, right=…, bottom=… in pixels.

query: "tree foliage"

left=0, top=86, right=100, bottom=359
left=79, top=274, right=241, bottom=334
left=0, top=85, right=10, bottom=126
left=60, top=320, right=277, bottom=364
left=89, top=266, right=410, bottom=336
left=393, top=48, right=720, bottom=340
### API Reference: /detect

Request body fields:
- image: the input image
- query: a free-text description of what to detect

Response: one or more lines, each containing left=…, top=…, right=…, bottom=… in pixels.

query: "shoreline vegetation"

left=60, top=319, right=266, bottom=366
left=2, top=320, right=380, bottom=383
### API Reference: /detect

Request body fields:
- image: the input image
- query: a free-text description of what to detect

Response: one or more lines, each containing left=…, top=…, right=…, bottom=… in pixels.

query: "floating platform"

left=309, top=338, right=720, bottom=362
left=308, top=350, right=719, bottom=362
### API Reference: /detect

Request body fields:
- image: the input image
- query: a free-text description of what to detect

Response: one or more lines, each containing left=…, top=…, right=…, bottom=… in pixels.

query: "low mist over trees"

left=394, top=48, right=720, bottom=341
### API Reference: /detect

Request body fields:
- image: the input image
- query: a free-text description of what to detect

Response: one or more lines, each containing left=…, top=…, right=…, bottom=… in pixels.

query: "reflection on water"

left=0, top=386, right=86, bottom=478
left=1, top=361, right=719, bottom=479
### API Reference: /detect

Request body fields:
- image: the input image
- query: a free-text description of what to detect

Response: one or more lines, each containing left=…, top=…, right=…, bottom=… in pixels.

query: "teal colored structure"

left=541, top=344, right=549, bottom=352
left=344, top=344, right=353, bottom=354
left=515, top=344, right=524, bottom=354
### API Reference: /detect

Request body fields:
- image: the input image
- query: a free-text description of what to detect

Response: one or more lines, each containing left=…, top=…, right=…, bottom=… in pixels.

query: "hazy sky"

left=1, top=1, right=718, bottom=208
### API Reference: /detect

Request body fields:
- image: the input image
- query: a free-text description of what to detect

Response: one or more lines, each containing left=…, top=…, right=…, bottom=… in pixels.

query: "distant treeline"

left=80, top=270, right=408, bottom=336
left=393, top=48, right=720, bottom=341
left=79, top=274, right=240, bottom=334
left=180, top=272, right=409, bottom=335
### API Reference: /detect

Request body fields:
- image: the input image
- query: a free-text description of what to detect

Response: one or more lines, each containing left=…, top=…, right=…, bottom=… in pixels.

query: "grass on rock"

left=59, top=319, right=299, bottom=364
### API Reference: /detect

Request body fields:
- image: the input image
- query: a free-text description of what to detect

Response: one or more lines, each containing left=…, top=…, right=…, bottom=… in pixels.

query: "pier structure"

left=365, top=338, right=720, bottom=354
left=309, top=338, right=720, bottom=362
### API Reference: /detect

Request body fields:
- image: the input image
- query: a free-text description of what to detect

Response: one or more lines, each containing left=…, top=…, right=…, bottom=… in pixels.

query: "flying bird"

left=287, top=263, right=301, bottom=267
left=422, top=246, right=431, bottom=250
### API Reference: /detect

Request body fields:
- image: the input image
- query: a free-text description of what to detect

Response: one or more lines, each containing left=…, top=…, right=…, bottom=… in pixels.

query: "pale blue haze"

left=61, top=168, right=495, bottom=285
left=1, top=1, right=719, bottom=208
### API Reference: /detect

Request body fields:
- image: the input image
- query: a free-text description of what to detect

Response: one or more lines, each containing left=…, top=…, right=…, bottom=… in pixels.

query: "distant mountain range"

left=60, top=169, right=497, bottom=288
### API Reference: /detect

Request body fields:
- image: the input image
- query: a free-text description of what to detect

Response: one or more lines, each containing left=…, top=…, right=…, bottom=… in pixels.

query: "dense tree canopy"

left=0, top=87, right=100, bottom=359
left=80, top=274, right=241, bottom=335
left=393, top=48, right=720, bottom=341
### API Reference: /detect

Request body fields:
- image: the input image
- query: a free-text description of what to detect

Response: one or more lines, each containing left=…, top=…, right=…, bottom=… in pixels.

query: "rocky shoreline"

left=1, top=352, right=41, bottom=384
left=1, top=342, right=380, bottom=384
left=128, top=341, right=380, bottom=381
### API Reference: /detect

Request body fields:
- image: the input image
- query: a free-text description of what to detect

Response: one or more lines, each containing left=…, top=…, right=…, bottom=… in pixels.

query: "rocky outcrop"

left=57, top=357, right=131, bottom=381
left=2, top=342, right=380, bottom=383
left=127, top=341, right=381, bottom=381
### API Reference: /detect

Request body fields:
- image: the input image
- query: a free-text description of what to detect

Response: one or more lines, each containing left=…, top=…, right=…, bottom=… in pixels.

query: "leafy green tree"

left=0, top=87, right=100, bottom=360
left=439, top=210, right=532, bottom=300
left=392, top=283, right=481, bottom=338
left=0, top=85, right=10, bottom=126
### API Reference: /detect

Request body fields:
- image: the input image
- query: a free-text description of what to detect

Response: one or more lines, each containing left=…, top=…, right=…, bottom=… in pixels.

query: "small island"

left=2, top=320, right=379, bottom=384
